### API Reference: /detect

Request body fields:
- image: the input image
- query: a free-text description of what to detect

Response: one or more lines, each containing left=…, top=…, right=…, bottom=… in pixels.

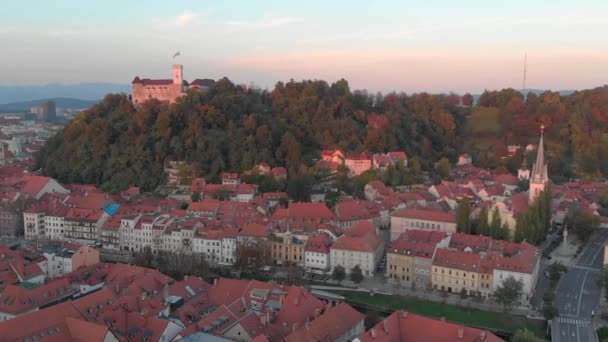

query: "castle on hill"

left=131, top=64, right=214, bottom=105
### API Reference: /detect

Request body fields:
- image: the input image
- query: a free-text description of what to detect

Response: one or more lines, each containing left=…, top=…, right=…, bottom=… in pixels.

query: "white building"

left=304, top=233, right=332, bottom=272
left=330, top=221, right=383, bottom=278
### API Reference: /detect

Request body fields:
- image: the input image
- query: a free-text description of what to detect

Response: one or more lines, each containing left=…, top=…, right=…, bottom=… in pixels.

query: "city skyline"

left=1, top=0, right=608, bottom=93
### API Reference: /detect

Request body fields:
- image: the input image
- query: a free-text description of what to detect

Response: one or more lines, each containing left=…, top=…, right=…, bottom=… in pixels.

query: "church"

left=488, top=125, right=549, bottom=237
left=131, top=64, right=214, bottom=106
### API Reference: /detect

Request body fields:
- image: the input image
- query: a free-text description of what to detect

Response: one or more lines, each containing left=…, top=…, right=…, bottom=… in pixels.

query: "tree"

left=459, top=288, right=468, bottom=299
left=332, top=265, right=346, bottom=285
left=456, top=198, right=471, bottom=233
left=287, top=173, right=314, bottom=202
left=489, top=207, right=503, bottom=239
left=350, top=265, right=364, bottom=284
left=462, top=93, right=474, bottom=106
left=542, top=305, right=558, bottom=320
left=566, top=207, right=600, bottom=242
left=494, top=276, right=524, bottom=311
left=476, top=207, right=490, bottom=236
left=512, top=328, right=545, bottom=342
left=436, top=157, right=452, bottom=179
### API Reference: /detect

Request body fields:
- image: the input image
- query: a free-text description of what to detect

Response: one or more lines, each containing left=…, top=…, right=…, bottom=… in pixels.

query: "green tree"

left=436, top=157, right=452, bottom=179
left=332, top=265, right=346, bottom=285
left=456, top=198, right=472, bottom=233
left=566, top=207, right=600, bottom=242
left=489, top=207, right=502, bottom=239
left=476, top=207, right=490, bottom=236
left=494, top=276, right=524, bottom=311
left=350, top=265, right=364, bottom=284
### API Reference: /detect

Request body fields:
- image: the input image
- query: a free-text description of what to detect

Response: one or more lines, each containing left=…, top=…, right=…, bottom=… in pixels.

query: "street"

left=552, top=229, right=608, bottom=342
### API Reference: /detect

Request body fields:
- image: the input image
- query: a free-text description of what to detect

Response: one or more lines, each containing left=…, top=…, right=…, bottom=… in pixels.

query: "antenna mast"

left=523, top=53, right=527, bottom=91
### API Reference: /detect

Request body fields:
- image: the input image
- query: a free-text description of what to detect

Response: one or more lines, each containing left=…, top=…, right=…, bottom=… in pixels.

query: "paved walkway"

left=321, top=275, right=533, bottom=316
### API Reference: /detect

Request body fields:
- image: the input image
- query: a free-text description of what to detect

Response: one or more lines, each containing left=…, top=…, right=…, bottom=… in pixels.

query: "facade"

left=304, top=232, right=332, bottom=271
left=330, top=221, right=383, bottom=277
left=0, top=202, right=23, bottom=238
left=63, top=208, right=107, bottom=244
left=43, top=245, right=100, bottom=278
left=390, top=208, right=456, bottom=241
left=387, top=230, right=449, bottom=288
left=344, top=152, right=372, bottom=176
left=269, top=231, right=307, bottom=266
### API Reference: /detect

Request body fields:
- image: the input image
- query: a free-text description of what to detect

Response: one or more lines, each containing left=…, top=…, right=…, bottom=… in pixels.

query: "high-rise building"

left=41, top=100, right=56, bottom=122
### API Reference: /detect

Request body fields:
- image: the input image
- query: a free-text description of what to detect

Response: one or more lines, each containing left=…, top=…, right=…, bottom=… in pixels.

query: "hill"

left=0, top=83, right=130, bottom=104
left=0, top=98, right=97, bottom=112
left=35, top=78, right=466, bottom=192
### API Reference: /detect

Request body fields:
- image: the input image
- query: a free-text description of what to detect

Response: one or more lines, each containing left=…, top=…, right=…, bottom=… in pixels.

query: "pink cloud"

left=225, top=47, right=608, bottom=92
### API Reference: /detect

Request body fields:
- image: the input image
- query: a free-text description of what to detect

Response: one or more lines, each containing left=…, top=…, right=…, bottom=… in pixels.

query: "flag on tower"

left=173, top=51, right=181, bottom=58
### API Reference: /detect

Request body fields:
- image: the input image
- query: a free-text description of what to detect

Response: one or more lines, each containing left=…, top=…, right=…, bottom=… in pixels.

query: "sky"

left=1, top=0, right=608, bottom=93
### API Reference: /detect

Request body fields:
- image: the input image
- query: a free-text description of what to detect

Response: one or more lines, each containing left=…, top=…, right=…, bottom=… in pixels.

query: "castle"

left=131, top=64, right=214, bottom=105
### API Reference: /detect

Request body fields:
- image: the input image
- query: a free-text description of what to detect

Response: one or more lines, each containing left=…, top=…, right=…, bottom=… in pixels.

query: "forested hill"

left=466, top=87, right=608, bottom=181
left=35, top=78, right=466, bottom=192
left=35, top=78, right=608, bottom=193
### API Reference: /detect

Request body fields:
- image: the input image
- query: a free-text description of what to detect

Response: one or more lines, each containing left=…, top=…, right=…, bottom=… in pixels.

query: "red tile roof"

left=17, top=175, right=51, bottom=197
left=285, top=303, right=364, bottom=342
left=305, top=232, right=332, bottom=254
left=392, top=207, right=456, bottom=223
left=359, top=311, right=503, bottom=342
left=331, top=221, right=381, bottom=252
left=432, top=248, right=485, bottom=273
left=0, top=278, right=76, bottom=315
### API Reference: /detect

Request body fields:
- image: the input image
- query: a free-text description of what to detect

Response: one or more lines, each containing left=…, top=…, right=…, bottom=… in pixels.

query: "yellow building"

left=269, top=231, right=307, bottom=266
left=431, top=248, right=494, bottom=298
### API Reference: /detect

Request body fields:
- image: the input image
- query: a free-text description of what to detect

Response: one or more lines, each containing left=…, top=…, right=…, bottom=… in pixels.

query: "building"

left=330, top=221, right=383, bottom=277
left=344, top=152, right=372, bottom=176
left=132, top=64, right=214, bottom=105
left=357, top=310, right=503, bottom=342
left=269, top=230, right=308, bottom=266
left=529, top=124, right=549, bottom=204
left=0, top=202, right=23, bottom=237
left=431, top=248, right=494, bottom=298
left=285, top=303, right=364, bottom=342
left=42, top=244, right=100, bottom=278
left=304, top=232, right=332, bottom=272
left=63, top=208, right=107, bottom=245
left=390, top=208, right=456, bottom=241
left=387, top=230, right=449, bottom=288
left=0, top=278, right=76, bottom=320
left=15, top=174, right=69, bottom=200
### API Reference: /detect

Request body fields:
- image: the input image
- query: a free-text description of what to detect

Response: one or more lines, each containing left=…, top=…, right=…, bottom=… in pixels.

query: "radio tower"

left=522, top=52, right=527, bottom=91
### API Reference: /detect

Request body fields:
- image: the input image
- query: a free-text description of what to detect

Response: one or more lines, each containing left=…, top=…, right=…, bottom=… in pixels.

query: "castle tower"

left=172, top=64, right=183, bottom=85
left=529, top=124, right=549, bottom=203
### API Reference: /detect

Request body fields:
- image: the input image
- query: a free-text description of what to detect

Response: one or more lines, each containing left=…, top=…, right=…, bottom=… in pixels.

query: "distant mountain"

left=0, top=83, right=130, bottom=105
left=0, top=98, right=98, bottom=113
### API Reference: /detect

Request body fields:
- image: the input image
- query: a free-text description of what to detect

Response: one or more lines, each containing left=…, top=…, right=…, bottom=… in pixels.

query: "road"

left=552, top=229, right=608, bottom=342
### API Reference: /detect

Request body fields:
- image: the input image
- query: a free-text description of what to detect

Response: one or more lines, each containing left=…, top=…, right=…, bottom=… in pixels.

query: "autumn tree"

left=456, top=198, right=472, bottom=234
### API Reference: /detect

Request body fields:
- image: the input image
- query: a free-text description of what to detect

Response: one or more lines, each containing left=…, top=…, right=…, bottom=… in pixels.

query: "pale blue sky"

left=1, top=1, right=607, bottom=93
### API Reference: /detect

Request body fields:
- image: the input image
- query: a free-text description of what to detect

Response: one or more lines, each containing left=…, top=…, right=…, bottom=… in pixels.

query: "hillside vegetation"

left=35, top=80, right=608, bottom=192
left=35, top=79, right=466, bottom=192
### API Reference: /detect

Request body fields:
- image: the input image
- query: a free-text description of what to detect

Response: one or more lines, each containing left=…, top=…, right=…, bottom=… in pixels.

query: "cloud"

left=174, top=10, right=197, bottom=27
left=226, top=15, right=303, bottom=30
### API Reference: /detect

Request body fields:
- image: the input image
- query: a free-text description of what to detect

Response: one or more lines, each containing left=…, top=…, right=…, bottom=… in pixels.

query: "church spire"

left=529, top=124, right=548, bottom=203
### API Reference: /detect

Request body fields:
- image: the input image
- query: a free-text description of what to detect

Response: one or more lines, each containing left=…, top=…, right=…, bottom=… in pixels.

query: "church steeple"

left=529, top=124, right=548, bottom=203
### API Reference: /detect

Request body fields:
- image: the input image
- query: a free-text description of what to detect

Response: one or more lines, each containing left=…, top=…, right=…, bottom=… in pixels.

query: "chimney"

left=370, top=328, right=377, bottom=339
left=382, top=320, right=388, bottom=333
left=279, top=294, right=285, bottom=305
left=401, top=311, right=408, bottom=318
left=314, top=308, right=321, bottom=318
left=140, top=292, right=147, bottom=301
left=305, top=322, right=310, bottom=331
left=457, top=326, right=464, bottom=339
left=293, top=296, right=299, bottom=306
left=185, top=275, right=189, bottom=280
left=479, top=331, right=488, bottom=341
left=213, top=278, right=218, bottom=286
left=292, top=322, right=299, bottom=333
